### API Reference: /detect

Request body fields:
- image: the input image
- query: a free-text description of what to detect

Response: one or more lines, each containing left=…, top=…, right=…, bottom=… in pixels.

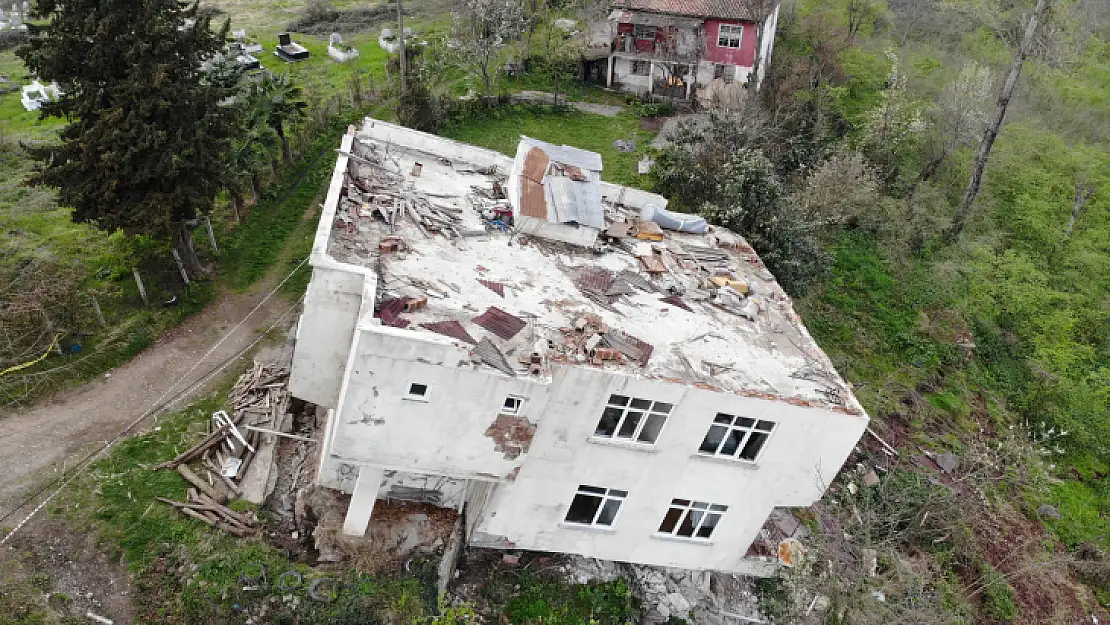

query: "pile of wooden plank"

left=152, top=360, right=291, bottom=536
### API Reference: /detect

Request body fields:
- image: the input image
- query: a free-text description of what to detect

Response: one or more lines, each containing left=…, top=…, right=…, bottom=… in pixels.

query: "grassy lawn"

left=441, top=105, right=656, bottom=187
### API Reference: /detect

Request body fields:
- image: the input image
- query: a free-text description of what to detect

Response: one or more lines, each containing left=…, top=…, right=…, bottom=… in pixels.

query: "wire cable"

left=0, top=258, right=309, bottom=543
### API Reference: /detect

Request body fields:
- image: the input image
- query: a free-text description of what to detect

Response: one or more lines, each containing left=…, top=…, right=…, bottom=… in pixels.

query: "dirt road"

left=0, top=284, right=298, bottom=512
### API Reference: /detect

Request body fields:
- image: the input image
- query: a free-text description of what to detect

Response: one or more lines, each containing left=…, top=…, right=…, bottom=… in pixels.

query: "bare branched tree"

left=451, top=0, right=526, bottom=99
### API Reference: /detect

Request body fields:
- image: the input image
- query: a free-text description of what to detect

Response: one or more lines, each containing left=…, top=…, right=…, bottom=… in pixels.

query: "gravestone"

left=329, top=32, right=342, bottom=46
left=278, top=32, right=291, bottom=47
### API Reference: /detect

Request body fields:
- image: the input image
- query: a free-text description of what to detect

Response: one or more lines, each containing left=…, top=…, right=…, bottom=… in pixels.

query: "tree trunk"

left=250, top=173, right=262, bottom=203
left=172, top=221, right=206, bottom=279
left=278, top=123, right=292, bottom=167
left=1064, top=182, right=1093, bottom=239
left=949, top=0, right=1050, bottom=238
left=231, top=189, right=244, bottom=223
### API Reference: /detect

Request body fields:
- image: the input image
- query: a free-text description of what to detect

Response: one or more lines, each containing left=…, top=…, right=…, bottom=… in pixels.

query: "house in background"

left=288, top=118, right=868, bottom=577
left=590, top=0, right=780, bottom=105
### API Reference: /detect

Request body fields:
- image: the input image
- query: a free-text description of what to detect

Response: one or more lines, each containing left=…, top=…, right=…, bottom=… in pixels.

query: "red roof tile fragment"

left=420, top=320, right=478, bottom=344
left=478, top=279, right=506, bottom=297
left=472, top=306, right=527, bottom=340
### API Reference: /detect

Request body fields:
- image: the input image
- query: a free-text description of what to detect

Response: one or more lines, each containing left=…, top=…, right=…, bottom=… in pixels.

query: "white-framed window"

left=501, top=395, right=525, bottom=415
left=564, top=485, right=627, bottom=527
left=404, top=382, right=429, bottom=401
left=634, top=24, right=657, bottom=41
left=593, top=394, right=672, bottom=444
left=717, top=23, right=743, bottom=49
left=698, top=413, right=775, bottom=462
left=658, top=499, right=728, bottom=539
left=631, top=60, right=651, bottom=76
left=714, top=63, right=737, bottom=83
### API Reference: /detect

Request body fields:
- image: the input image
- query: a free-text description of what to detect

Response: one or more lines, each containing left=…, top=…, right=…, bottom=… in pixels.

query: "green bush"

left=978, top=563, right=1018, bottom=622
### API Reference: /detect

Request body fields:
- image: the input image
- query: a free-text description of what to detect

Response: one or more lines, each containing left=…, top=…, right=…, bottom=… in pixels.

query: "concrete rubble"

left=562, top=556, right=766, bottom=624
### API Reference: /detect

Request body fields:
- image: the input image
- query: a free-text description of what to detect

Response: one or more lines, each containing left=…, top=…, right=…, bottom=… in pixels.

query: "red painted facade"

left=703, top=19, right=757, bottom=66
left=614, top=18, right=759, bottom=67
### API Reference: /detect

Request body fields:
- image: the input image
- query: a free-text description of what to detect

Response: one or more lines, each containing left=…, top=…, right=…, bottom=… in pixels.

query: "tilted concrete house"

left=289, top=118, right=867, bottom=576
left=588, top=0, right=781, bottom=102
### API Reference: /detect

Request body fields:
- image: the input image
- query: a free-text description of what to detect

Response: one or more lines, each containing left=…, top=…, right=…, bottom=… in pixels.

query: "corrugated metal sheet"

left=420, top=320, right=477, bottom=344
left=472, top=306, right=527, bottom=340
left=376, top=298, right=410, bottom=328
left=660, top=295, right=693, bottom=311
left=602, top=329, right=654, bottom=367
left=522, top=147, right=549, bottom=182
left=520, top=179, right=547, bottom=219
left=618, top=269, right=655, bottom=292
left=473, top=337, right=516, bottom=376
left=520, top=137, right=603, bottom=172
left=477, top=279, right=506, bottom=297
left=576, top=268, right=615, bottom=294
left=548, top=175, right=605, bottom=229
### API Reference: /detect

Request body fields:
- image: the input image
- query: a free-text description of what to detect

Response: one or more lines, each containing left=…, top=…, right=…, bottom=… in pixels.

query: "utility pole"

left=397, top=0, right=408, bottom=94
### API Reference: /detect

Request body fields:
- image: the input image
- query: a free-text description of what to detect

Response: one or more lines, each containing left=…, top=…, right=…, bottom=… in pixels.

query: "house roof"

left=610, top=0, right=776, bottom=21
left=314, top=118, right=866, bottom=418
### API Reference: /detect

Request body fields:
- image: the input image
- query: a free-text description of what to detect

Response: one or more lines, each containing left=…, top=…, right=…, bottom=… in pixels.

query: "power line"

left=0, top=258, right=309, bottom=544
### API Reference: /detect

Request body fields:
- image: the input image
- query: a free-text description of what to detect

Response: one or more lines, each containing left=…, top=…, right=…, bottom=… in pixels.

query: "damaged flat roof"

left=317, top=118, right=863, bottom=416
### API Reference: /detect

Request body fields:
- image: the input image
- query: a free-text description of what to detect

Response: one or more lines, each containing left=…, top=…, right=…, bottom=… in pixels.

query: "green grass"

left=482, top=573, right=640, bottom=625
left=441, top=105, right=655, bottom=187
left=0, top=51, right=66, bottom=139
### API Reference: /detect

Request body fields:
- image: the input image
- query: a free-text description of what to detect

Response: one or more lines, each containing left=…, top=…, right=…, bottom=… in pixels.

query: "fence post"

left=171, top=249, right=191, bottom=285
left=88, top=293, right=107, bottom=327
left=205, top=216, right=219, bottom=254
left=132, top=267, right=149, bottom=307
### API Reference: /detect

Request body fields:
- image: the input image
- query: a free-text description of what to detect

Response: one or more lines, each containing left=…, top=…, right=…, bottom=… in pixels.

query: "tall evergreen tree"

left=18, top=0, right=235, bottom=277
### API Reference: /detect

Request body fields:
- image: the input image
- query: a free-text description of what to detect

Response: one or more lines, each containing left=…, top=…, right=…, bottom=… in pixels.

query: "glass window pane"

left=658, top=507, right=682, bottom=533
left=713, top=413, right=733, bottom=424
left=609, top=489, right=628, bottom=498
left=756, top=420, right=775, bottom=432
left=409, top=383, right=428, bottom=396
left=710, top=504, right=729, bottom=512
left=677, top=510, right=698, bottom=537
left=691, top=501, right=708, bottom=510
left=696, top=512, right=722, bottom=538
left=739, top=431, right=770, bottom=461
left=597, top=498, right=622, bottom=526
left=608, top=394, right=629, bottom=406
left=720, top=429, right=745, bottom=456
left=735, top=416, right=755, bottom=429
left=671, top=498, right=690, bottom=506
left=653, top=402, right=673, bottom=414
left=595, top=406, right=622, bottom=437
left=638, top=414, right=666, bottom=443
left=699, top=425, right=727, bottom=453
left=579, top=485, right=606, bottom=494
left=565, top=494, right=601, bottom=524
left=617, top=411, right=643, bottom=438
left=630, top=398, right=652, bottom=410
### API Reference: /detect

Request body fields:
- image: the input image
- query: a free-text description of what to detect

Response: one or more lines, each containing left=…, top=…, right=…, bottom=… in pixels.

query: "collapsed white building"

left=288, top=118, right=868, bottom=576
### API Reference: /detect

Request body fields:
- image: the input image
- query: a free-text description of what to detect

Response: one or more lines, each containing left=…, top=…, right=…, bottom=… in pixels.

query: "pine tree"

left=18, top=0, right=235, bottom=278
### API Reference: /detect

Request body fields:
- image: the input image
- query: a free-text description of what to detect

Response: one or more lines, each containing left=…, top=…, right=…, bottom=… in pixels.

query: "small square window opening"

left=564, top=485, right=628, bottom=527
left=631, top=60, right=651, bottom=76
left=717, top=23, right=742, bottom=49
left=405, top=382, right=429, bottom=401
left=698, top=413, right=775, bottom=462
left=502, top=395, right=524, bottom=415
left=658, top=499, right=728, bottom=539
left=593, top=394, right=672, bottom=444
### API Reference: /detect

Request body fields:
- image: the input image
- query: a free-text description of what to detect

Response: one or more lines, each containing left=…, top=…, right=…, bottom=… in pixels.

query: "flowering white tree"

left=452, top=0, right=526, bottom=98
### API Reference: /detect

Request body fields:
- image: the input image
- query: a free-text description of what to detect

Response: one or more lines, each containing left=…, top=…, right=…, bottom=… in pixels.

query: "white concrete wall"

left=289, top=266, right=369, bottom=407
left=757, top=4, right=780, bottom=88
left=471, top=365, right=867, bottom=572
left=693, top=60, right=753, bottom=87
left=327, top=326, right=553, bottom=482
left=612, top=57, right=652, bottom=92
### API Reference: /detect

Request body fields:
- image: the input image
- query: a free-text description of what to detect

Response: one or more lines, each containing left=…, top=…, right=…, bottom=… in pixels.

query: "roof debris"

left=318, top=119, right=864, bottom=414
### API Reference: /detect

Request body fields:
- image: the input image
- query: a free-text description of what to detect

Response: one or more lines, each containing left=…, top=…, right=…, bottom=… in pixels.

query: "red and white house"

left=592, top=0, right=781, bottom=102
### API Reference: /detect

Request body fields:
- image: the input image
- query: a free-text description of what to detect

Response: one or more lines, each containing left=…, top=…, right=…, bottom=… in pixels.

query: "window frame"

left=630, top=60, right=651, bottom=76
left=593, top=394, right=673, bottom=445
left=404, top=382, right=430, bottom=402
left=501, top=395, right=525, bottom=416
left=697, top=413, right=775, bottom=463
left=657, top=498, right=728, bottom=540
left=563, top=485, right=628, bottom=528
left=716, top=23, right=743, bottom=49
left=633, top=24, right=657, bottom=41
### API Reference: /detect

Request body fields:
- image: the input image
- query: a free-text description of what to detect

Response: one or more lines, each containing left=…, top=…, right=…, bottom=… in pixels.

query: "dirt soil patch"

left=0, top=517, right=134, bottom=623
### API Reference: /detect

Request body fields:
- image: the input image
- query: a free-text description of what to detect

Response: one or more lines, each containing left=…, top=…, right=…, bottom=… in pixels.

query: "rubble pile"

left=562, top=556, right=766, bottom=624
